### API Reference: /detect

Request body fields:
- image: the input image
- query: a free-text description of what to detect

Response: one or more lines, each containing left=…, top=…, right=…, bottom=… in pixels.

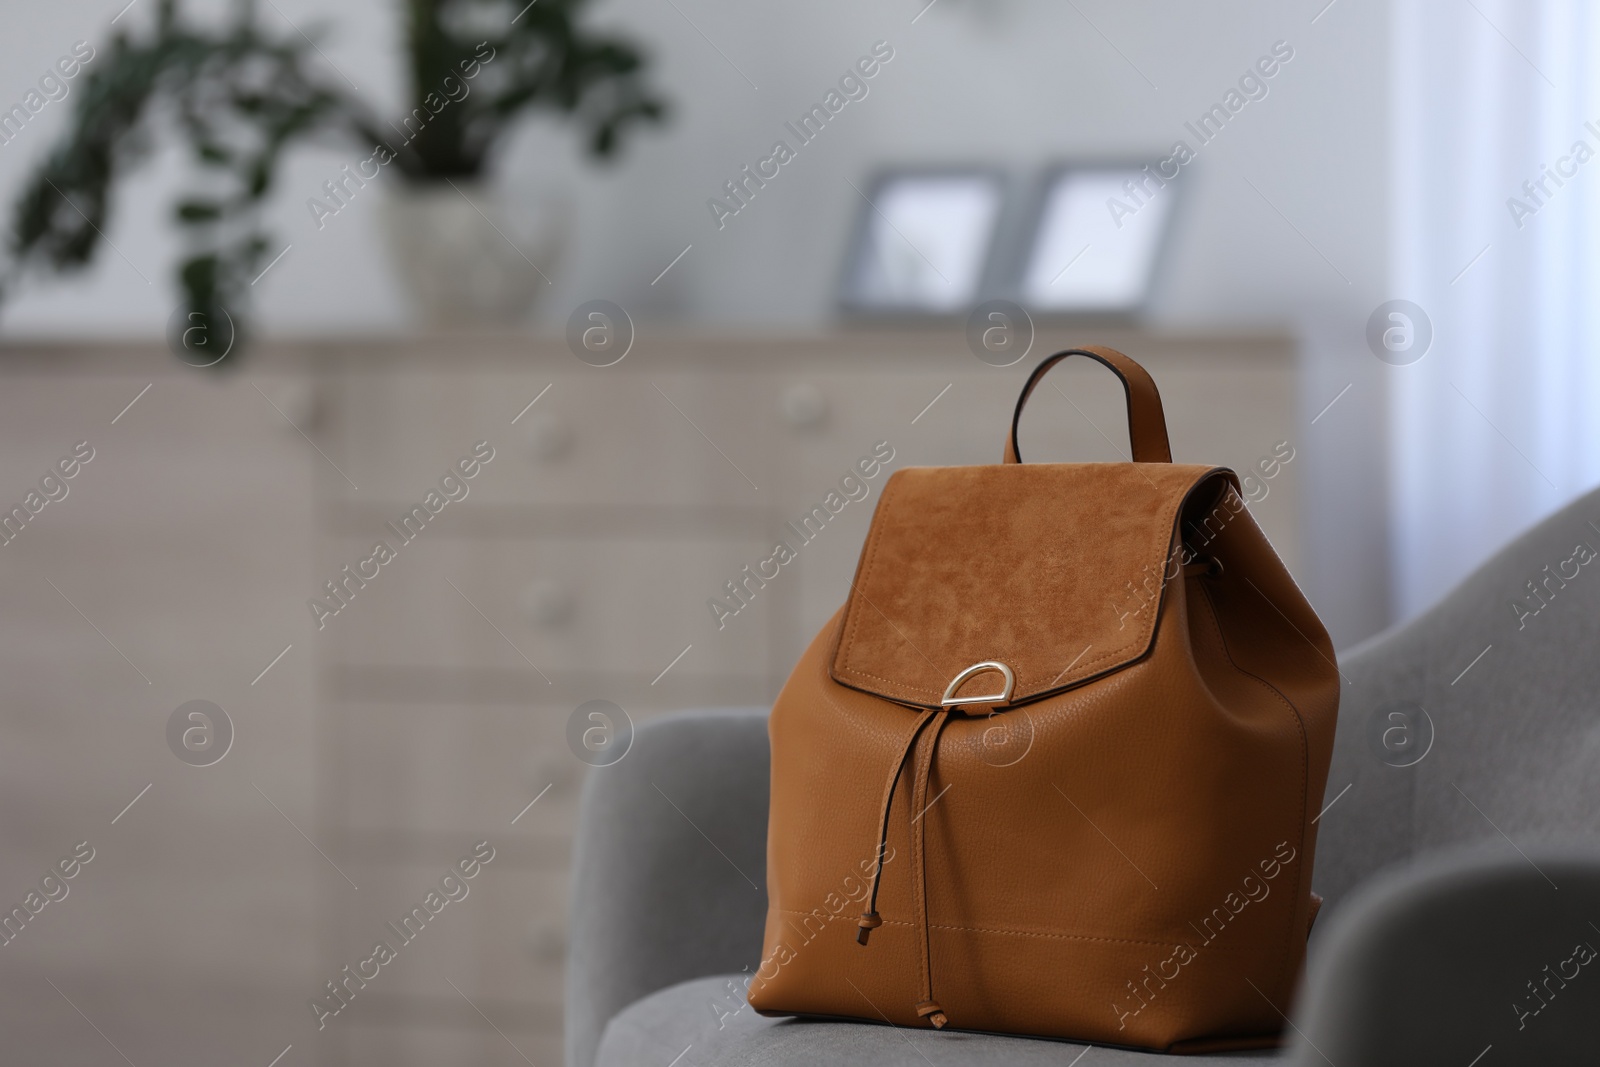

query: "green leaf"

left=175, top=199, right=222, bottom=222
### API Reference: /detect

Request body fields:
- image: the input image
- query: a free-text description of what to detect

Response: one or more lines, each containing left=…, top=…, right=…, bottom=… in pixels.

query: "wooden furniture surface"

left=0, top=329, right=1296, bottom=1066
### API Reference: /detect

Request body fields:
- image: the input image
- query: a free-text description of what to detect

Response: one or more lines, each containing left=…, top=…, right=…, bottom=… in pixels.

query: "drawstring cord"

left=909, top=710, right=952, bottom=1029
left=856, top=706, right=954, bottom=1030
left=857, top=709, right=939, bottom=945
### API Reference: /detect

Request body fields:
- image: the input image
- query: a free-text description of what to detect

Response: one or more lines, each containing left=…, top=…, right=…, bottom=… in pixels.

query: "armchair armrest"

left=1288, top=842, right=1600, bottom=1066
left=565, top=708, right=770, bottom=1067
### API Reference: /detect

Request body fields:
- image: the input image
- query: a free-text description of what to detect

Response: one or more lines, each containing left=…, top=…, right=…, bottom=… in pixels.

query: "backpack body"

left=746, top=348, right=1339, bottom=1051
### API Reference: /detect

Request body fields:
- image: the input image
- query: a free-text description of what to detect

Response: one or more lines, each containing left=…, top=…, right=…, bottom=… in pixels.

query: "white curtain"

left=1391, top=0, right=1600, bottom=618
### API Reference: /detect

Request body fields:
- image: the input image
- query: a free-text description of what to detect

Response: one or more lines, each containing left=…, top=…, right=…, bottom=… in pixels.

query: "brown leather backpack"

left=747, top=346, right=1339, bottom=1052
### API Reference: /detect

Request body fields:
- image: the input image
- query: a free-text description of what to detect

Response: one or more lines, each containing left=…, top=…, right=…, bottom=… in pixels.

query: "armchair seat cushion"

left=595, top=974, right=1280, bottom=1067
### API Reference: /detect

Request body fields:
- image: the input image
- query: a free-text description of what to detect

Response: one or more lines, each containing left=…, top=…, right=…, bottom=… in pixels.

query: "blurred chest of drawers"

left=306, top=328, right=1297, bottom=1064
left=313, top=328, right=1300, bottom=696
left=0, top=329, right=1295, bottom=1066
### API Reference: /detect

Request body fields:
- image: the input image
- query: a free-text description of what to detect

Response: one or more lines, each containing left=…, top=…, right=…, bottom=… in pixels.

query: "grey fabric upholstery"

left=565, top=708, right=771, bottom=1067
left=568, top=485, right=1600, bottom=1067
left=598, top=845, right=1600, bottom=1067
left=1312, top=484, right=1600, bottom=912
left=598, top=975, right=1277, bottom=1066
left=1287, top=843, right=1600, bottom=1066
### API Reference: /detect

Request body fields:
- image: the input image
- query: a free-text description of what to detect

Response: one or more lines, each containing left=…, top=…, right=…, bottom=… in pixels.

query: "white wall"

left=0, top=0, right=1395, bottom=643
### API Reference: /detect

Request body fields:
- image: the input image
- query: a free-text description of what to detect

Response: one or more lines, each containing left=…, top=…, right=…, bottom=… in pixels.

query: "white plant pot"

left=380, top=180, right=565, bottom=327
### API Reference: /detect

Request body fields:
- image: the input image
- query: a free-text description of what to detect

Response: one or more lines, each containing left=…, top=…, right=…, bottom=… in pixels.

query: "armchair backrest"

left=1314, top=484, right=1600, bottom=909
left=566, top=709, right=771, bottom=1067
left=1289, top=843, right=1600, bottom=1066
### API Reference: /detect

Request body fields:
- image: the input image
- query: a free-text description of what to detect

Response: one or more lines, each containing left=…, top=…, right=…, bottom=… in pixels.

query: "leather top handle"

left=1004, top=346, right=1173, bottom=464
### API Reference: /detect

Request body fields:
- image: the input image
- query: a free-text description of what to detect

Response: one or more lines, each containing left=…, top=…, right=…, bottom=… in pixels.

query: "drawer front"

left=328, top=699, right=737, bottom=838
left=328, top=701, right=579, bottom=840
left=313, top=533, right=776, bottom=685
left=318, top=857, right=566, bottom=1017
left=327, top=368, right=778, bottom=508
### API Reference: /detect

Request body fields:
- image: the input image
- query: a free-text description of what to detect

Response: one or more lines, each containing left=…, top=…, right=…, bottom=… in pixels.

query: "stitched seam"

left=772, top=909, right=1175, bottom=949
left=1028, top=642, right=1134, bottom=686
left=841, top=635, right=1146, bottom=701
left=838, top=629, right=1135, bottom=699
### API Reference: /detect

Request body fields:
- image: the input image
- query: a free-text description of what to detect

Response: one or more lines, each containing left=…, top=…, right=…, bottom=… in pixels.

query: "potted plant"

left=2, top=0, right=665, bottom=361
left=373, top=0, right=666, bottom=325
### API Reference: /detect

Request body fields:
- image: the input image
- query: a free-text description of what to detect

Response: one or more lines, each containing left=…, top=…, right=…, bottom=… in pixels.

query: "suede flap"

left=830, top=462, right=1228, bottom=707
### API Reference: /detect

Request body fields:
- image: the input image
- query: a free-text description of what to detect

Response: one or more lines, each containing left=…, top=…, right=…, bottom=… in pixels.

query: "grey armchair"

left=567, top=486, right=1600, bottom=1066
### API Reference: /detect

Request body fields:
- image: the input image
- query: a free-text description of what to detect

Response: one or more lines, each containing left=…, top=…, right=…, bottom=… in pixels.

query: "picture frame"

left=1003, top=161, right=1180, bottom=319
left=837, top=167, right=1009, bottom=316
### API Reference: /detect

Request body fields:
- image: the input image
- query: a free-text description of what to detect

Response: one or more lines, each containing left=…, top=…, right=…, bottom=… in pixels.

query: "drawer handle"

left=519, top=580, right=575, bottom=627
left=780, top=383, right=829, bottom=431
left=525, top=414, right=574, bottom=461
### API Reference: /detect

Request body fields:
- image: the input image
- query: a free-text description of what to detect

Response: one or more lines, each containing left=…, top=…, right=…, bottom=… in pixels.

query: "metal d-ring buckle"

left=940, top=661, right=1015, bottom=707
